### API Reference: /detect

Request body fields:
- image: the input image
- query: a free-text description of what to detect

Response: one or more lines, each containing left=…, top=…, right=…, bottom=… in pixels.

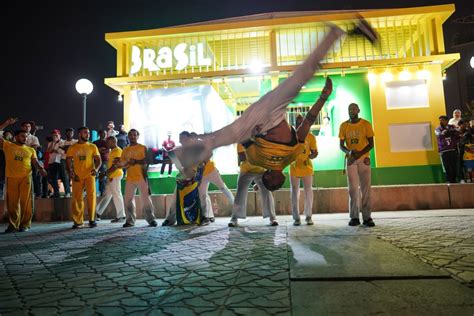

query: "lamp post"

left=75, top=79, right=93, bottom=126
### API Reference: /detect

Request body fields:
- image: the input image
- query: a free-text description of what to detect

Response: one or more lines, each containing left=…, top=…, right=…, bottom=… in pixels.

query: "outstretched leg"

left=170, top=19, right=378, bottom=173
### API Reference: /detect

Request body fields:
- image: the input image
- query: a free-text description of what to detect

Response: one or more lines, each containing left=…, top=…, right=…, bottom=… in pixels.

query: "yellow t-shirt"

left=245, top=129, right=304, bottom=171
left=121, top=144, right=147, bottom=182
left=203, top=160, right=216, bottom=177
left=290, top=133, right=317, bottom=177
left=237, top=144, right=265, bottom=174
left=464, top=143, right=474, bottom=161
left=66, top=143, right=100, bottom=179
left=338, top=119, right=374, bottom=159
left=108, top=147, right=123, bottom=179
left=3, top=141, right=37, bottom=178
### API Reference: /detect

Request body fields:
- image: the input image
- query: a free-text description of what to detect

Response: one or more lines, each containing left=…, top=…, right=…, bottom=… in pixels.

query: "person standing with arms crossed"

left=66, top=127, right=101, bottom=229
left=339, top=103, right=375, bottom=227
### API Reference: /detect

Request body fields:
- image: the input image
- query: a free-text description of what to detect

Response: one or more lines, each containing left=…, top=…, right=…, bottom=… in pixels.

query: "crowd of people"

left=0, top=19, right=471, bottom=234
left=435, top=110, right=474, bottom=184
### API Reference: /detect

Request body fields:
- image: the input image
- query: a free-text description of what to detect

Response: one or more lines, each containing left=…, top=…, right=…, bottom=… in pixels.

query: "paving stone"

left=158, top=286, right=231, bottom=307
left=179, top=270, right=239, bottom=287
left=1, top=212, right=474, bottom=314
left=226, top=286, right=290, bottom=308
left=289, top=235, right=448, bottom=279
left=291, top=280, right=474, bottom=315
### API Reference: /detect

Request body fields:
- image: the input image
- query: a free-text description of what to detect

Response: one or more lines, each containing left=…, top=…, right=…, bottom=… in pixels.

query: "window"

left=385, top=79, right=429, bottom=109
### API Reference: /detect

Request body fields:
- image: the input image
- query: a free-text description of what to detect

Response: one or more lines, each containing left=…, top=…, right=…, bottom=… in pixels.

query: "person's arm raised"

left=297, top=77, right=332, bottom=142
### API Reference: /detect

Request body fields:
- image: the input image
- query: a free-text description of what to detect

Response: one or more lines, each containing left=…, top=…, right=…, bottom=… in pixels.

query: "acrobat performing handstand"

left=169, top=18, right=378, bottom=191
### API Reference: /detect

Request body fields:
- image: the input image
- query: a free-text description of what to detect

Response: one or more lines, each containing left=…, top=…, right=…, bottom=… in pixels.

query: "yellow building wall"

left=369, top=64, right=445, bottom=167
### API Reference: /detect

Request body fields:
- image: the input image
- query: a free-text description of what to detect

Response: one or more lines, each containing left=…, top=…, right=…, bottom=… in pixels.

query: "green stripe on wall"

left=135, top=165, right=445, bottom=194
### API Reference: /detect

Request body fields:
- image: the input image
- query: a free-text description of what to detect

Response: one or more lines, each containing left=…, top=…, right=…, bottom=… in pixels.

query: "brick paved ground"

left=0, top=209, right=473, bottom=315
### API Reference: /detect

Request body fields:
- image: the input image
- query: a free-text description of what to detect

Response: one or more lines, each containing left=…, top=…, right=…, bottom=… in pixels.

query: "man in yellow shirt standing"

left=116, top=129, right=157, bottom=227
left=228, top=144, right=277, bottom=227
left=290, top=115, right=318, bottom=226
left=66, top=127, right=101, bottom=229
left=339, top=103, right=375, bottom=227
left=96, top=136, right=125, bottom=223
left=0, top=129, right=47, bottom=233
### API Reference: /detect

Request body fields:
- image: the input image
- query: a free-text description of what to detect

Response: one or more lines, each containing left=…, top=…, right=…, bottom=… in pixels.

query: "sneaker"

left=161, top=219, right=173, bottom=226
left=4, top=226, right=16, bottom=233
left=89, top=221, right=97, bottom=228
left=72, top=224, right=83, bottom=229
left=111, top=217, right=125, bottom=223
left=293, top=218, right=301, bottom=226
left=209, top=217, right=215, bottom=223
left=270, top=219, right=279, bottom=226
left=305, top=216, right=314, bottom=225
left=123, top=222, right=135, bottom=228
left=18, top=227, right=30, bottom=232
left=228, top=217, right=238, bottom=227
left=149, top=220, right=158, bottom=227
left=200, top=217, right=211, bottom=226
left=363, top=218, right=375, bottom=227
left=96, top=215, right=101, bottom=221
left=348, top=218, right=361, bottom=226
left=65, top=193, right=71, bottom=198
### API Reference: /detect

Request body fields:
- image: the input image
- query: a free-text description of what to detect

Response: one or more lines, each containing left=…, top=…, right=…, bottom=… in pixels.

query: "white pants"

left=347, top=159, right=372, bottom=221
left=232, top=172, right=276, bottom=219
left=124, top=179, right=156, bottom=225
left=96, top=177, right=125, bottom=219
left=290, top=175, right=313, bottom=220
left=199, top=169, right=234, bottom=218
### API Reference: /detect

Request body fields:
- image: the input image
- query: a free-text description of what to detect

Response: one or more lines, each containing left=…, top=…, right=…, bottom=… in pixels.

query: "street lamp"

left=75, top=79, right=93, bottom=126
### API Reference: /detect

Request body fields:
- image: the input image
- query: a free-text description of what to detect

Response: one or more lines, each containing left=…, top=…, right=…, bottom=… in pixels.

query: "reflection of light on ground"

left=289, top=241, right=327, bottom=266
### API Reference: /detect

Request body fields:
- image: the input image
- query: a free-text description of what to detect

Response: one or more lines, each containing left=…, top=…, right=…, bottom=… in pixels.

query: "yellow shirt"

left=464, top=143, right=474, bottom=161
left=237, top=144, right=265, bottom=174
left=108, top=147, right=123, bottom=179
left=122, top=144, right=147, bottom=182
left=290, top=133, right=317, bottom=177
left=339, top=119, right=374, bottom=159
left=3, top=141, right=37, bottom=178
left=203, top=160, right=216, bottom=177
left=66, top=143, right=100, bottom=179
left=245, top=129, right=304, bottom=171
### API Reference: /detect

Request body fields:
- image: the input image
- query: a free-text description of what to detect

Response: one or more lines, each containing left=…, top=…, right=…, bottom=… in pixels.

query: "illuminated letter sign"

left=130, top=43, right=212, bottom=74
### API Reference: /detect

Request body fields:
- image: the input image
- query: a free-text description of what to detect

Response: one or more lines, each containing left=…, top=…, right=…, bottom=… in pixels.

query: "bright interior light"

left=442, top=72, right=447, bottom=80
left=75, top=79, right=93, bottom=95
left=470, top=56, right=474, bottom=69
left=416, top=70, right=430, bottom=80
left=367, top=72, right=377, bottom=84
left=249, top=60, right=264, bottom=74
left=118, top=94, right=123, bottom=102
left=381, top=71, right=393, bottom=83
left=399, top=70, right=411, bottom=81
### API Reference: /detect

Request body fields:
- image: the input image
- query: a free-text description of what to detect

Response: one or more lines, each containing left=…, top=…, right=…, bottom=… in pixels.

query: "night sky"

left=2, top=0, right=473, bottom=143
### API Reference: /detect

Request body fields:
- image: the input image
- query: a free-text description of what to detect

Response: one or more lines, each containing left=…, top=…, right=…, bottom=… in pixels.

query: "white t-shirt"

left=61, top=139, right=78, bottom=160
left=47, top=141, right=63, bottom=164
left=448, top=118, right=461, bottom=128
left=26, top=134, right=40, bottom=148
